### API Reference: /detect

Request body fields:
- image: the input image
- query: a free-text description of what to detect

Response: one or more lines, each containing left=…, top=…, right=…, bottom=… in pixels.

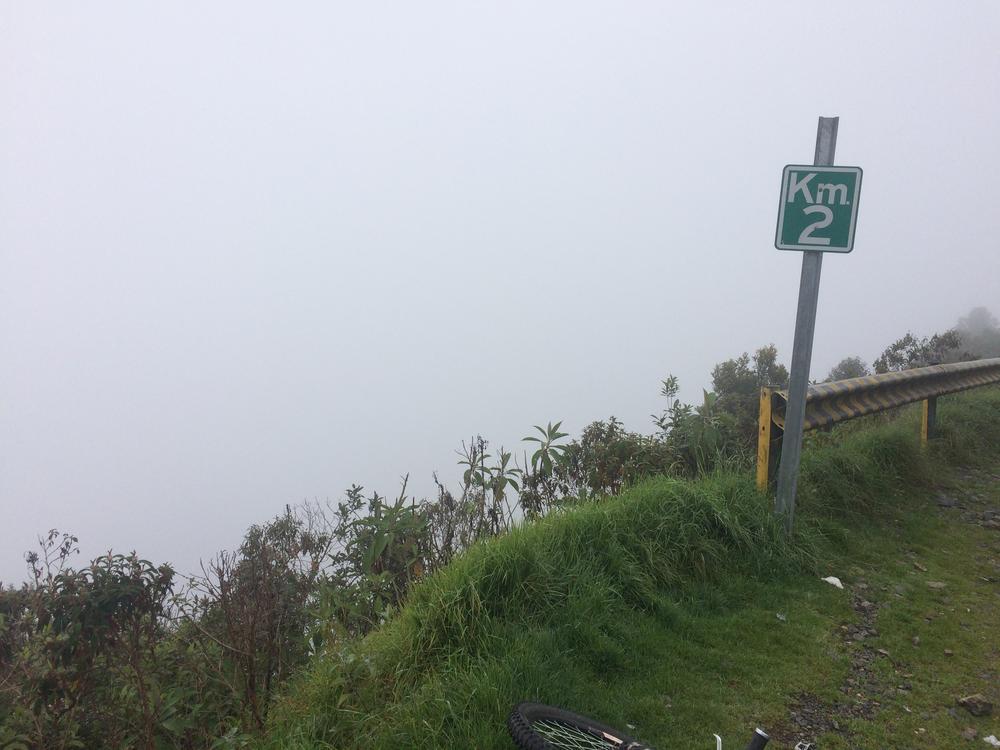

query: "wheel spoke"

left=533, top=718, right=623, bottom=749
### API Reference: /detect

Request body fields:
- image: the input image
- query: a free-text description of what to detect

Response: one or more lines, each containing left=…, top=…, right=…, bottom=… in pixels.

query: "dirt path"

left=772, top=465, right=1000, bottom=749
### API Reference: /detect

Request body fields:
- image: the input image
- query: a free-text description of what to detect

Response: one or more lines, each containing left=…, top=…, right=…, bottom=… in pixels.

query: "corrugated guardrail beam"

left=756, top=358, right=1000, bottom=490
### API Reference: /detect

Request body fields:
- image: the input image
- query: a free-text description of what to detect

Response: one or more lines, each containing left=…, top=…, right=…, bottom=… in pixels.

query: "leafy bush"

left=1, top=534, right=180, bottom=749
left=182, top=507, right=333, bottom=731
left=551, top=418, right=675, bottom=501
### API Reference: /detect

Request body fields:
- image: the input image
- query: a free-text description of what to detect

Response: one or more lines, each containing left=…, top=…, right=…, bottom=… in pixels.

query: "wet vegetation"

left=1, top=308, right=998, bottom=749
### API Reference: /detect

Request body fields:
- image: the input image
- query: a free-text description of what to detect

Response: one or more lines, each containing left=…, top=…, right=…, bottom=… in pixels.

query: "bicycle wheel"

left=508, top=702, right=650, bottom=750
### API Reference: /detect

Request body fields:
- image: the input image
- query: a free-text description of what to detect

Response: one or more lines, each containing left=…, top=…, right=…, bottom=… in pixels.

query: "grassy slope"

left=265, top=388, right=1000, bottom=749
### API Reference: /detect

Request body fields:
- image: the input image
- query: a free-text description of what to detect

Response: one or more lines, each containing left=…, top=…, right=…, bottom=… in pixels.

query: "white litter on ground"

left=820, top=576, right=844, bottom=589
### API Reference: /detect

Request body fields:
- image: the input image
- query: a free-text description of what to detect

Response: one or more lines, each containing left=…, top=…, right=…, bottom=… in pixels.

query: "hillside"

left=264, top=388, right=1000, bottom=749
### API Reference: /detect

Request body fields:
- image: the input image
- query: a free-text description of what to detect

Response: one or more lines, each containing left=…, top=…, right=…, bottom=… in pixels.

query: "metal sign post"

left=773, top=116, right=862, bottom=532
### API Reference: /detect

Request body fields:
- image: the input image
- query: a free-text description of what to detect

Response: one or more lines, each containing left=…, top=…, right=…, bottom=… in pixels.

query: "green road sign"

left=775, top=165, right=862, bottom=252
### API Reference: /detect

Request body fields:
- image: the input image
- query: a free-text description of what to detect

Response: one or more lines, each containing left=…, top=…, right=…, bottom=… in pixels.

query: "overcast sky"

left=2, top=2, right=998, bottom=583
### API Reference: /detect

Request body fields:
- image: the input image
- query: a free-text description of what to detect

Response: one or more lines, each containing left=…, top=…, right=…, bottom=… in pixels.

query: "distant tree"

left=872, top=330, right=964, bottom=373
left=956, top=306, right=1000, bottom=358
left=957, top=306, right=998, bottom=337
left=711, top=344, right=789, bottom=446
left=827, top=356, right=870, bottom=381
left=751, top=344, right=790, bottom=390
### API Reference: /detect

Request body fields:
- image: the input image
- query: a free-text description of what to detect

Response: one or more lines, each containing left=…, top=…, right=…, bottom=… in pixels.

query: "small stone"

left=914, top=561, right=929, bottom=572
left=957, top=694, right=993, bottom=717
left=961, top=727, right=977, bottom=741
left=928, top=581, right=948, bottom=589
left=945, top=649, right=954, bottom=656
left=912, top=636, right=921, bottom=646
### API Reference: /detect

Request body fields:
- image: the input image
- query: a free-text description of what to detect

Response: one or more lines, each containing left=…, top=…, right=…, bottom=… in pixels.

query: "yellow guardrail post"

left=921, top=395, right=937, bottom=447
left=756, top=388, right=781, bottom=491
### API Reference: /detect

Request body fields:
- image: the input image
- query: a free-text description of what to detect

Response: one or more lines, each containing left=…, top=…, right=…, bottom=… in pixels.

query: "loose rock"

left=957, top=693, right=993, bottom=717
left=937, top=493, right=959, bottom=508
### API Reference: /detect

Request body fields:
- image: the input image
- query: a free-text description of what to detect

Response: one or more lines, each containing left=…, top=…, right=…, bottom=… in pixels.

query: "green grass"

left=809, top=466, right=1000, bottom=748
left=264, top=388, right=1000, bottom=749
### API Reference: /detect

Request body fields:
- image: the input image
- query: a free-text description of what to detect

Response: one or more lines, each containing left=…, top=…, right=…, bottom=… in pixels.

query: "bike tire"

left=507, top=702, right=650, bottom=750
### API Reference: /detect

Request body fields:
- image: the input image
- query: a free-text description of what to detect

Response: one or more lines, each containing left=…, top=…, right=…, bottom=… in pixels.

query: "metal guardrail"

left=756, top=357, right=1000, bottom=490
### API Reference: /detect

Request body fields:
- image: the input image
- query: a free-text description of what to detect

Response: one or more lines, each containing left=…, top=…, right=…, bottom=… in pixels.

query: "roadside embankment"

left=265, top=388, right=1000, bottom=749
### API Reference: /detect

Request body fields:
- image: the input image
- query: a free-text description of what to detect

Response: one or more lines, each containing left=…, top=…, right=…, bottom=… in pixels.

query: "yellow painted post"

left=921, top=396, right=937, bottom=447
left=756, top=388, right=773, bottom=491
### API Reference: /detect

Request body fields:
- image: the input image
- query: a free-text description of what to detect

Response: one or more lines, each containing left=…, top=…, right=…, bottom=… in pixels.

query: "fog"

left=2, top=2, right=998, bottom=583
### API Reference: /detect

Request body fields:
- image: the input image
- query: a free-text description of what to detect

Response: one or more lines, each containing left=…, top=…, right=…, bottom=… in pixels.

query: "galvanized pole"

left=774, top=116, right=839, bottom=532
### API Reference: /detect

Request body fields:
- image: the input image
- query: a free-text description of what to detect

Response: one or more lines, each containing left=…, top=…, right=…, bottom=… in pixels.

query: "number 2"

left=798, top=205, right=832, bottom=245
